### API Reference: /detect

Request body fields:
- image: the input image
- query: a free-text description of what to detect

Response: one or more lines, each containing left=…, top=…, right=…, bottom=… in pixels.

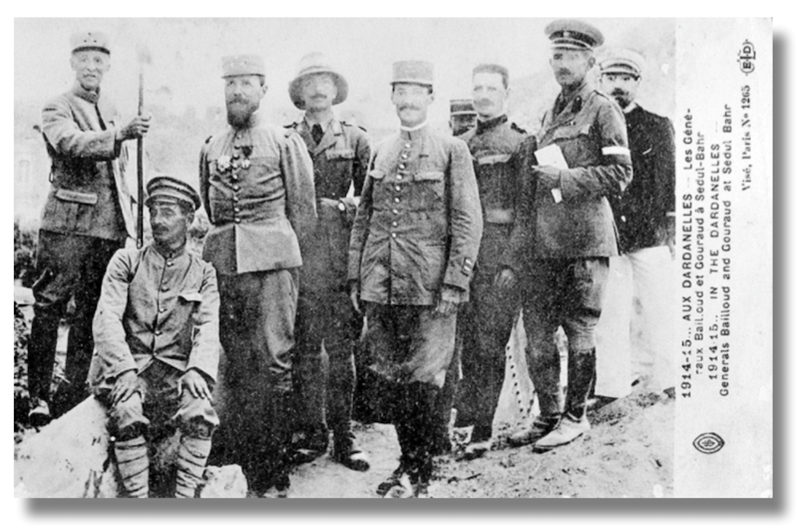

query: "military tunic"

left=349, top=124, right=482, bottom=389
left=285, top=117, right=371, bottom=441
left=454, top=115, right=528, bottom=440
left=90, top=244, right=220, bottom=437
left=199, top=113, right=316, bottom=487
left=515, top=81, right=633, bottom=419
left=28, top=82, right=136, bottom=410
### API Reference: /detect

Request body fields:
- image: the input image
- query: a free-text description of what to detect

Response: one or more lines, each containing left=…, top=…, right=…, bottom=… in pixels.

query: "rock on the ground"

left=14, top=396, right=247, bottom=498
left=200, top=465, right=248, bottom=498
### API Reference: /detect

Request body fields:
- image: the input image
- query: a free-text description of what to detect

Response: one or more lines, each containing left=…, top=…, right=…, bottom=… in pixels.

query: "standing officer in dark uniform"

left=504, top=20, right=633, bottom=450
left=200, top=54, right=316, bottom=496
left=348, top=60, right=482, bottom=497
left=284, top=52, right=371, bottom=471
left=28, top=31, right=151, bottom=424
left=595, top=49, right=675, bottom=398
left=454, top=63, right=528, bottom=460
left=449, top=99, right=478, bottom=137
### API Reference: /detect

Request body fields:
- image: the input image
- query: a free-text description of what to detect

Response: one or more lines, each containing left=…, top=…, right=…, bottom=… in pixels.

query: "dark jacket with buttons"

left=459, top=115, right=528, bottom=274
left=508, top=82, right=633, bottom=264
left=40, top=82, right=135, bottom=241
left=348, top=124, right=483, bottom=305
left=609, top=105, right=675, bottom=253
left=89, top=245, right=220, bottom=386
left=199, top=113, right=317, bottom=275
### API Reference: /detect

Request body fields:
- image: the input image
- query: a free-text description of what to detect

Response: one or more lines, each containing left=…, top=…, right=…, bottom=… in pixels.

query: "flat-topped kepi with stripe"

left=545, top=19, right=604, bottom=51
left=599, top=48, right=646, bottom=79
left=145, top=176, right=201, bottom=211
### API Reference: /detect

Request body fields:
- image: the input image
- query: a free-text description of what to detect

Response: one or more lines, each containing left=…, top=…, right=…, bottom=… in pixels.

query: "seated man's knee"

left=109, top=394, right=149, bottom=440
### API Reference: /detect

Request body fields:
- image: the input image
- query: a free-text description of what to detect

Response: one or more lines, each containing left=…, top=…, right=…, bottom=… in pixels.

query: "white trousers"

left=595, top=246, right=676, bottom=397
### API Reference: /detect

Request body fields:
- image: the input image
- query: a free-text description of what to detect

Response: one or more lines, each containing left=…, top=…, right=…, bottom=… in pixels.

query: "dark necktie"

left=311, top=123, right=324, bottom=145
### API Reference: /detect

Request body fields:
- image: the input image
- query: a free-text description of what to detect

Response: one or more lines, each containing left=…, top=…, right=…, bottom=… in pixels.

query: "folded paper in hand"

left=535, top=144, right=568, bottom=203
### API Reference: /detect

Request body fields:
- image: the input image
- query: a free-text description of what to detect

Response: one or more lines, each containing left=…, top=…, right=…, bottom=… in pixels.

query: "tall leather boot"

left=535, top=349, right=596, bottom=450
left=175, top=435, right=212, bottom=498
left=329, top=344, right=369, bottom=471
left=114, top=436, right=149, bottom=498
left=509, top=341, right=563, bottom=447
left=408, top=382, right=439, bottom=498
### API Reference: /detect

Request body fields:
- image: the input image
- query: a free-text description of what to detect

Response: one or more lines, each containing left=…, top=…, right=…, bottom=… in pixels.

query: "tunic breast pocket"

left=176, top=290, right=203, bottom=327
left=325, top=148, right=355, bottom=161
left=53, top=188, right=98, bottom=233
left=550, top=123, right=595, bottom=165
left=412, top=170, right=445, bottom=209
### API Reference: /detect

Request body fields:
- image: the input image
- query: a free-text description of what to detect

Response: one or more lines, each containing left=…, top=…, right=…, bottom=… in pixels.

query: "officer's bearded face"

left=600, top=73, right=640, bottom=110
left=391, top=83, right=434, bottom=128
left=149, top=200, right=193, bottom=250
left=225, top=75, right=267, bottom=128
left=70, top=50, right=110, bottom=92
left=550, top=49, right=594, bottom=90
left=300, top=73, right=338, bottom=112
left=472, top=72, right=508, bottom=119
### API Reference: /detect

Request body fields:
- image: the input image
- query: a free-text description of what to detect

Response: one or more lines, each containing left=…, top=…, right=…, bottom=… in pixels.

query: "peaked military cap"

left=145, top=176, right=201, bottom=211
left=600, top=48, right=646, bottom=78
left=391, top=60, right=434, bottom=87
left=70, top=30, right=111, bottom=55
left=289, top=52, right=349, bottom=109
left=221, top=54, right=265, bottom=78
left=545, top=19, right=604, bottom=50
left=450, top=99, right=476, bottom=116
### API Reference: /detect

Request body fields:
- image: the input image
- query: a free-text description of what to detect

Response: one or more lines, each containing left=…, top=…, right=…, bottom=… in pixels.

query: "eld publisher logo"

left=738, top=40, right=756, bottom=74
left=693, top=432, right=725, bottom=454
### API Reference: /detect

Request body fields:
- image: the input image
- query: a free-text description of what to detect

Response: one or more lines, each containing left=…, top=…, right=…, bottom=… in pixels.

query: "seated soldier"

left=89, top=176, right=220, bottom=498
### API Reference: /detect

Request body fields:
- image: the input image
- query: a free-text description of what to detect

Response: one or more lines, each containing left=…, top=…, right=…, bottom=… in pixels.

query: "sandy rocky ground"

left=14, top=293, right=673, bottom=499
left=288, top=391, right=673, bottom=499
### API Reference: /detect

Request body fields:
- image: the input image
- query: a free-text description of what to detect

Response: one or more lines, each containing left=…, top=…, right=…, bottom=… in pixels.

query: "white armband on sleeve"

left=602, top=146, right=631, bottom=156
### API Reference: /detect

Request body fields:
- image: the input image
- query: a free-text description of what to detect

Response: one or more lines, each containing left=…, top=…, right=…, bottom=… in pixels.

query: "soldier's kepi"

left=449, top=98, right=477, bottom=136
left=505, top=19, right=633, bottom=451
left=199, top=53, right=317, bottom=497
left=285, top=52, right=371, bottom=472
left=348, top=60, right=483, bottom=497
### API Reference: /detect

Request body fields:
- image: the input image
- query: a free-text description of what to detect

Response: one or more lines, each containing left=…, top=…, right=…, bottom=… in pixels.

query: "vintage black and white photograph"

left=12, top=17, right=772, bottom=501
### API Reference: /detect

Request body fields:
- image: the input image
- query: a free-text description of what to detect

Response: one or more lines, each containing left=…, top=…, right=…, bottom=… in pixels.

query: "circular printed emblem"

left=693, top=432, right=725, bottom=454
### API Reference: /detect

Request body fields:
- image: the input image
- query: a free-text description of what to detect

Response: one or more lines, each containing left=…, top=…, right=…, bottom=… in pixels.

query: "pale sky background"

left=15, top=18, right=676, bottom=128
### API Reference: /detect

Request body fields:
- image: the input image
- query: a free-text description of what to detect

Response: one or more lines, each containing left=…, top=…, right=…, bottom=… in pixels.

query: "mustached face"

left=600, top=73, right=640, bottom=109
left=300, top=73, right=338, bottom=112
left=549, top=49, right=594, bottom=89
left=391, top=83, right=434, bottom=127
left=70, top=50, right=110, bottom=92
left=225, top=75, right=267, bottom=127
left=472, top=72, right=508, bottom=119
left=149, top=200, right=192, bottom=248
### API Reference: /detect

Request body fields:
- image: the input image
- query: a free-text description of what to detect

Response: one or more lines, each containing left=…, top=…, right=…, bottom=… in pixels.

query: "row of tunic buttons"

left=155, top=258, right=175, bottom=335
left=392, top=142, right=413, bottom=239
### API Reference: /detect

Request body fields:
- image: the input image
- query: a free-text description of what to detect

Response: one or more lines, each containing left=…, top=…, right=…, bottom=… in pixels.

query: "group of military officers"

left=25, top=18, right=674, bottom=499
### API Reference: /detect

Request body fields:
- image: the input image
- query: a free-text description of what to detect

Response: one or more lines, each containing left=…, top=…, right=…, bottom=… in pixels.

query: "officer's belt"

left=210, top=195, right=287, bottom=223
left=484, top=208, right=515, bottom=224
